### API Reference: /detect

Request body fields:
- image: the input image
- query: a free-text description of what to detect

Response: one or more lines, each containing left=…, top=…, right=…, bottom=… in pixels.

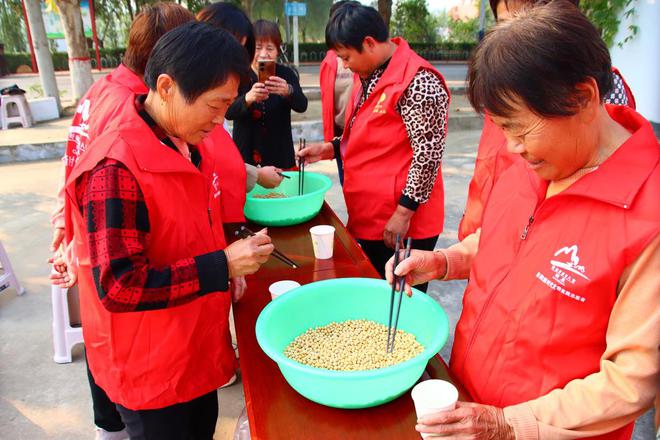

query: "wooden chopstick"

left=276, top=172, right=291, bottom=179
left=236, top=226, right=298, bottom=269
left=388, top=237, right=412, bottom=354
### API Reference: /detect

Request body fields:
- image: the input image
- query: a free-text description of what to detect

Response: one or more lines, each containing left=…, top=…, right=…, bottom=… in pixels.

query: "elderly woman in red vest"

left=387, top=2, right=658, bottom=438
left=299, top=3, right=449, bottom=288
left=458, top=0, right=637, bottom=241
left=65, top=22, right=274, bottom=439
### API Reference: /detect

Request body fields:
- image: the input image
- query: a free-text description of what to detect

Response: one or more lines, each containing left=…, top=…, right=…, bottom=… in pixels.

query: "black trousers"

left=333, top=125, right=344, bottom=186
left=116, top=390, right=218, bottom=440
left=85, top=351, right=125, bottom=432
left=358, top=235, right=439, bottom=293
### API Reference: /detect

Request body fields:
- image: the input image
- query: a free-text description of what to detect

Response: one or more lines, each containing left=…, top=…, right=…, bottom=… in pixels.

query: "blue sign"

left=285, top=2, right=307, bottom=16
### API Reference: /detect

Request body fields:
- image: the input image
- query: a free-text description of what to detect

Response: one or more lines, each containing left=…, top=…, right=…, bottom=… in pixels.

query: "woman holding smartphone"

left=226, top=19, right=308, bottom=169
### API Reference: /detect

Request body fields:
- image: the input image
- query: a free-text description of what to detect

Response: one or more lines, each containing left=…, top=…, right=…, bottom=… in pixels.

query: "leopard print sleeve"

left=396, top=69, right=449, bottom=208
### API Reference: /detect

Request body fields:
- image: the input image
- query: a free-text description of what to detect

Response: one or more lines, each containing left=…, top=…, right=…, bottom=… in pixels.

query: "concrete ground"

left=0, top=126, right=655, bottom=439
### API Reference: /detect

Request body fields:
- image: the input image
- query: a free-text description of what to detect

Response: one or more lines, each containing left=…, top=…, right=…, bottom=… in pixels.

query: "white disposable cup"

left=268, top=280, right=300, bottom=300
left=309, top=225, right=335, bottom=259
left=410, top=380, right=459, bottom=438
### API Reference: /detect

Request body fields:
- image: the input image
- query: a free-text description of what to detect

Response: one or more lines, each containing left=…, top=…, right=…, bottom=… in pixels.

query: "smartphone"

left=258, top=59, right=276, bottom=83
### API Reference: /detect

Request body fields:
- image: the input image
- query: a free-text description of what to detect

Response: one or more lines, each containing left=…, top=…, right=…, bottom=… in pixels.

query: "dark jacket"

left=226, top=63, right=307, bottom=169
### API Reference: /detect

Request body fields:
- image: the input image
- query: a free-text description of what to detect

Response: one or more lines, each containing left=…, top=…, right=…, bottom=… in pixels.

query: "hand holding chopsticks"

left=224, top=228, right=275, bottom=277
left=235, top=226, right=298, bottom=269
left=386, top=236, right=412, bottom=354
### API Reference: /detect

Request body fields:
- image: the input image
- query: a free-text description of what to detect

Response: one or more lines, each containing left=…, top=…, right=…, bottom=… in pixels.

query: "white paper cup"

left=309, top=225, right=335, bottom=259
left=411, top=380, right=459, bottom=438
left=268, top=280, right=300, bottom=300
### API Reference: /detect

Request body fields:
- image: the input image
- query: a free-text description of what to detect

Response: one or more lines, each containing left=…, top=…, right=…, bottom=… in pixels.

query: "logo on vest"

left=535, top=245, right=589, bottom=303
left=212, top=172, right=221, bottom=199
left=373, top=93, right=387, bottom=114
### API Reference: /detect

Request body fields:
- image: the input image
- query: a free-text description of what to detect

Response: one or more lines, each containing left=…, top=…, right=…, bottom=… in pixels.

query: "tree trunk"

left=23, top=0, right=61, bottom=113
left=56, top=0, right=93, bottom=103
left=378, top=0, right=392, bottom=29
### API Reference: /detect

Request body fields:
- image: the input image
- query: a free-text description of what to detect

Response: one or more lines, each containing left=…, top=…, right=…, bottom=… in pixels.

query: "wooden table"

left=230, top=203, right=468, bottom=440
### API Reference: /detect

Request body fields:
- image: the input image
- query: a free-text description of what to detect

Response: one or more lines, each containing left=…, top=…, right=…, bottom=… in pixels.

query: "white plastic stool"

left=0, top=241, right=25, bottom=295
left=51, top=284, right=84, bottom=363
left=1, top=94, right=34, bottom=129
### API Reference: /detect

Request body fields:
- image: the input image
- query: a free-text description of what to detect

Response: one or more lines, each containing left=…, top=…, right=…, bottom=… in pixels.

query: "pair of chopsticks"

left=386, top=235, right=412, bottom=354
left=234, top=226, right=298, bottom=269
left=298, top=138, right=306, bottom=196
left=276, top=171, right=291, bottom=179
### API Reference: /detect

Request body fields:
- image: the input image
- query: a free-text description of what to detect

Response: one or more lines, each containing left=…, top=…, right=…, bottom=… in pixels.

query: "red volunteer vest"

left=341, top=38, right=448, bottom=240
left=65, top=99, right=236, bottom=410
left=204, top=126, right=247, bottom=223
left=320, top=50, right=338, bottom=142
left=451, top=106, right=659, bottom=439
left=63, top=64, right=148, bottom=245
left=458, top=67, right=637, bottom=240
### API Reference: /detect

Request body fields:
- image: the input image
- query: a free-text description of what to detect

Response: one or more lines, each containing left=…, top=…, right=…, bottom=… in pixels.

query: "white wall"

left=610, top=0, right=660, bottom=124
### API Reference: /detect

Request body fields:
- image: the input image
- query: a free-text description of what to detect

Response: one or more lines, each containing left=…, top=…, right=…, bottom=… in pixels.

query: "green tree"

left=0, top=0, right=28, bottom=52
left=580, top=0, right=637, bottom=48
left=392, top=0, right=437, bottom=43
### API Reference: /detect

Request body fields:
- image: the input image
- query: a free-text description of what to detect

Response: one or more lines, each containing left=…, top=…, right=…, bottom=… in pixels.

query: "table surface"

left=230, top=203, right=468, bottom=440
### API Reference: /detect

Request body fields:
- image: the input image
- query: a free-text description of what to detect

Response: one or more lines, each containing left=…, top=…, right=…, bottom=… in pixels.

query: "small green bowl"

left=244, top=171, right=332, bottom=226
left=255, top=278, right=450, bottom=409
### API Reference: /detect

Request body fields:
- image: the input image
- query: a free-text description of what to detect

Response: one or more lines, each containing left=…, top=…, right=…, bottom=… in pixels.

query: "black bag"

left=0, top=84, right=26, bottom=96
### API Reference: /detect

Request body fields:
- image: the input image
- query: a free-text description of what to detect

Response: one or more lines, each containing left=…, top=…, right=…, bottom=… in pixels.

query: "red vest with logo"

left=63, top=64, right=148, bottom=245
left=451, top=106, right=659, bottom=439
left=458, top=68, right=637, bottom=241
left=320, top=50, right=338, bottom=142
left=204, top=126, right=247, bottom=223
left=341, top=38, right=448, bottom=240
left=66, top=99, right=236, bottom=410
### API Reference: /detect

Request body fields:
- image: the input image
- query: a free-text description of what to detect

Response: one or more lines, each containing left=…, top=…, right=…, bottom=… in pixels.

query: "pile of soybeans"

left=253, top=192, right=287, bottom=199
left=284, top=319, right=424, bottom=371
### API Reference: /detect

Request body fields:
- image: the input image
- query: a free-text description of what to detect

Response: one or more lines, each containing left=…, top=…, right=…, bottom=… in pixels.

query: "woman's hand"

left=383, top=206, right=414, bottom=249
left=257, top=166, right=284, bottom=188
left=296, top=142, right=334, bottom=164
left=264, top=76, right=291, bottom=97
left=245, top=82, right=269, bottom=106
left=230, top=276, right=247, bottom=302
left=50, top=227, right=65, bottom=253
left=415, top=402, right=514, bottom=440
left=385, top=249, right=447, bottom=296
left=224, top=229, right=274, bottom=277
left=48, top=253, right=78, bottom=288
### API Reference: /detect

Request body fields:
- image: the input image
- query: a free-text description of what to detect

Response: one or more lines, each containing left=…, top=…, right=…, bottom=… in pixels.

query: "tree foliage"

left=392, top=0, right=437, bottom=43
left=579, top=0, right=638, bottom=48
left=0, top=0, right=28, bottom=52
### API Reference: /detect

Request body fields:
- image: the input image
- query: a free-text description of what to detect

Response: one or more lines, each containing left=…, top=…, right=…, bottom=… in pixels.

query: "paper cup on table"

left=411, top=380, right=459, bottom=438
left=309, top=225, right=335, bottom=259
left=268, top=280, right=300, bottom=300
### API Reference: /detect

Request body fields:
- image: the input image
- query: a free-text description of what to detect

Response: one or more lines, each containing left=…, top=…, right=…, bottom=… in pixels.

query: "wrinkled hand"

left=225, top=229, right=274, bottom=277
left=383, top=206, right=414, bottom=249
left=246, top=82, right=269, bottom=105
left=48, top=253, right=78, bottom=288
left=50, top=227, right=65, bottom=253
left=416, top=402, right=514, bottom=440
left=385, top=249, right=446, bottom=297
left=230, top=276, right=247, bottom=302
left=296, top=141, right=334, bottom=165
left=264, top=76, right=290, bottom=97
left=257, top=166, right=284, bottom=188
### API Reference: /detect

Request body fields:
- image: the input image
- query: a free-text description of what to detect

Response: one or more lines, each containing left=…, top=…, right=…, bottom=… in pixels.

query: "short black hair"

left=144, top=21, right=249, bottom=103
left=325, top=3, right=388, bottom=52
left=196, top=2, right=256, bottom=63
left=468, top=0, right=611, bottom=118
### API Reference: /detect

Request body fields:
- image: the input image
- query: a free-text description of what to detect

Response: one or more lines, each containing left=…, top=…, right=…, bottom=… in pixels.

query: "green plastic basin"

left=255, top=278, right=450, bottom=409
left=244, top=171, right=332, bottom=226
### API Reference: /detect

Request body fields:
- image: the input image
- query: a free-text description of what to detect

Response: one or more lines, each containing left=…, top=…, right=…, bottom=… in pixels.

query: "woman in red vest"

left=48, top=5, right=194, bottom=439
left=65, top=23, right=274, bottom=439
left=387, top=2, right=658, bottom=438
left=458, top=0, right=637, bottom=241
left=299, top=3, right=449, bottom=288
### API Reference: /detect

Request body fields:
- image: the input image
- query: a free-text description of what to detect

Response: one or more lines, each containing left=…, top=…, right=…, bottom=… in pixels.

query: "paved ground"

left=0, top=125, right=655, bottom=439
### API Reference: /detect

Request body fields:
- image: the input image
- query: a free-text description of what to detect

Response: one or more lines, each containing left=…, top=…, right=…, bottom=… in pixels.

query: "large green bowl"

left=244, top=171, right=332, bottom=226
left=255, top=278, right=449, bottom=409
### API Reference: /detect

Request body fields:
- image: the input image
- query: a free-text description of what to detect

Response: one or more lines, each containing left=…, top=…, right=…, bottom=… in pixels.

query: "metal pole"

left=88, top=0, right=102, bottom=71
left=284, top=0, right=290, bottom=43
left=22, top=0, right=61, bottom=113
left=293, top=15, right=299, bottom=67
left=20, top=0, right=37, bottom=73
left=478, top=0, right=487, bottom=41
